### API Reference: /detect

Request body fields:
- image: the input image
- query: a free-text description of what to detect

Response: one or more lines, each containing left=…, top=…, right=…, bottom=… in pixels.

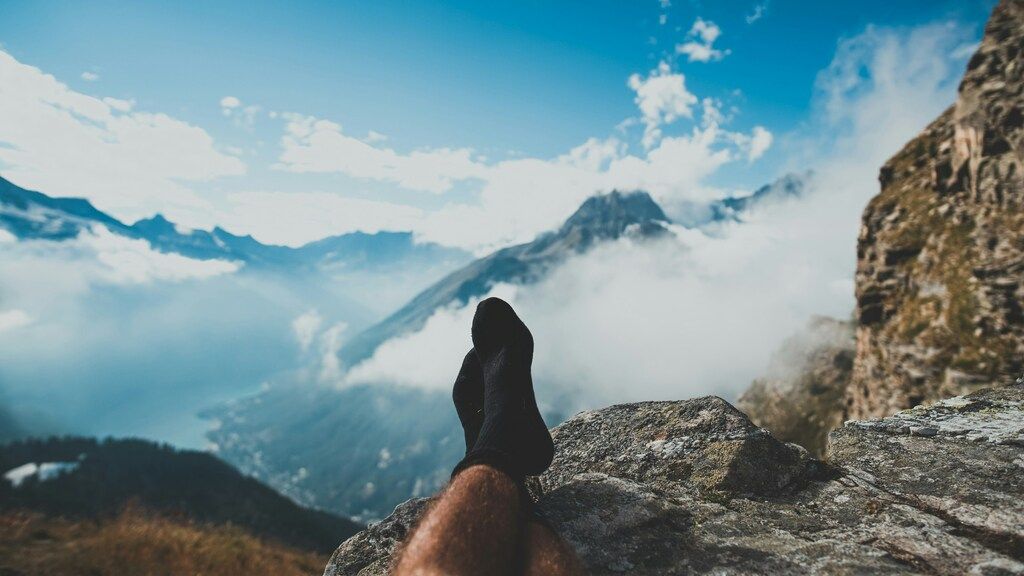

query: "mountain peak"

left=337, top=189, right=673, bottom=366
left=132, top=213, right=176, bottom=235
left=561, top=190, right=668, bottom=234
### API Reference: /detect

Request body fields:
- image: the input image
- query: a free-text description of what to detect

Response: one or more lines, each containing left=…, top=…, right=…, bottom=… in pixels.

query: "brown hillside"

left=0, top=507, right=326, bottom=576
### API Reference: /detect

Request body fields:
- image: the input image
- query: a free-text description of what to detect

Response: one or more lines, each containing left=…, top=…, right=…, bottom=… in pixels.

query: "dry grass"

left=0, top=506, right=328, bottom=576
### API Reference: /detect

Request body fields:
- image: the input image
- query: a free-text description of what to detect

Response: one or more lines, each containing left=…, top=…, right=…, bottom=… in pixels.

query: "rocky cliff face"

left=324, top=384, right=1024, bottom=575
left=738, top=317, right=854, bottom=456
left=847, top=0, right=1024, bottom=419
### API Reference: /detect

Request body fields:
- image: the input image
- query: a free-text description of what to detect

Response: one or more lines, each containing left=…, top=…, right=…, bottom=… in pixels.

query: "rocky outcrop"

left=323, top=385, right=1024, bottom=575
left=738, top=317, right=854, bottom=455
left=847, top=0, right=1024, bottom=419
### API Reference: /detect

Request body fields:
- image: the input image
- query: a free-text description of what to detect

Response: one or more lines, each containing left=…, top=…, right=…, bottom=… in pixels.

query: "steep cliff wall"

left=847, top=0, right=1024, bottom=418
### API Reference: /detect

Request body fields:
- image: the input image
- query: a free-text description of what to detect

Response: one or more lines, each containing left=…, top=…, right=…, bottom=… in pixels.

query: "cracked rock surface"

left=323, top=385, right=1024, bottom=575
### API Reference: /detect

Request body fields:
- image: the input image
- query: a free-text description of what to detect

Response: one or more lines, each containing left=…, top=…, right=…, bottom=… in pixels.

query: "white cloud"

left=748, top=127, right=772, bottom=160
left=813, top=22, right=969, bottom=161
left=0, top=50, right=246, bottom=225
left=292, top=309, right=323, bottom=350
left=0, top=225, right=313, bottom=447
left=0, top=309, right=32, bottom=333
left=366, top=130, right=388, bottom=143
left=745, top=2, right=769, bottom=25
left=85, top=226, right=241, bottom=284
left=0, top=228, right=16, bottom=243
left=102, top=97, right=134, bottom=112
left=404, top=110, right=769, bottom=251
left=0, top=226, right=239, bottom=297
left=345, top=284, right=518, bottom=389
left=377, top=104, right=766, bottom=252
left=289, top=311, right=349, bottom=383
left=275, top=113, right=488, bottom=194
left=659, top=0, right=671, bottom=8
left=729, top=125, right=773, bottom=161
left=627, top=61, right=698, bottom=148
left=0, top=226, right=241, bottom=372
left=317, top=322, right=347, bottom=382
left=292, top=310, right=323, bottom=352
left=80, top=71, right=99, bottom=82
left=341, top=222, right=854, bottom=405
left=951, top=41, right=980, bottom=60
left=562, top=137, right=624, bottom=171
left=411, top=119, right=752, bottom=252
left=220, top=96, right=260, bottom=128
left=676, top=18, right=728, bottom=63
left=264, top=53, right=754, bottom=248
left=691, top=17, right=721, bottom=44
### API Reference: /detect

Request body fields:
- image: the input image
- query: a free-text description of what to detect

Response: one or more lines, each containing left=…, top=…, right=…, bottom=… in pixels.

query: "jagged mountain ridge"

left=340, top=173, right=810, bottom=368
left=709, top=171, right=808, bottom=223
left=668, top=171, right=809, bottom=228
left=339, top=190, right=672, bottom=367
left=0, top=175, right=130, bottom=240
left=0, top=175, right=471, bottom=271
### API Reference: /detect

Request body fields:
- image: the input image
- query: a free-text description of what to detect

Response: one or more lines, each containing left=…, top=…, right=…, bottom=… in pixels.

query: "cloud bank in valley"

left=0, top=229, right=306, bottom=447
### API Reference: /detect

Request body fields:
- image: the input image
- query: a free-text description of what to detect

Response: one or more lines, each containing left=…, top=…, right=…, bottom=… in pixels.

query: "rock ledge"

left=324, top=386, right=1024, bottom=575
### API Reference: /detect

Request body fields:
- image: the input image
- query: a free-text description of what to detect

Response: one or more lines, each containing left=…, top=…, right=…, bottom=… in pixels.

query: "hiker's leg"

left=520, top=519, right=586, bottom=576
left=395, top=298, right=559, bottom=576
left=393, top=464, right=522, bottom=576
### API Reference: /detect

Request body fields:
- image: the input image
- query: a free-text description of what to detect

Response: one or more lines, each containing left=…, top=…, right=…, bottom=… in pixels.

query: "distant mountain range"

left=670, top=171, right=810, bottom=228
left=2, top=170, right=810, bottom=521
left=0, top=173, right=478, bottom=449
left=340, top=190, right=673, bottom=366
left=0, top=175, right=471, bottom=272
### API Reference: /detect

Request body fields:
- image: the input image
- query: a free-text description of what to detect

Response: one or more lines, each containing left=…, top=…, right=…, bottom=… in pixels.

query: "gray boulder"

left=323, top=385, right=1024, bottom=575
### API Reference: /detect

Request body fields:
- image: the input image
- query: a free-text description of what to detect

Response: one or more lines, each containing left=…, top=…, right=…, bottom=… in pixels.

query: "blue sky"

left=0, top=0, right=995, bottom=249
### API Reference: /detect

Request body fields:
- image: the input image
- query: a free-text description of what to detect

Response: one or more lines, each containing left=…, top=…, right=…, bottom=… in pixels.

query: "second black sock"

left=454, top=297, right=553, bottom=481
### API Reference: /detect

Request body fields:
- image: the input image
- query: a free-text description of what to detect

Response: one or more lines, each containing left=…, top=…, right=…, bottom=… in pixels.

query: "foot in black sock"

left=452, top=349, right=484, bottom=455
left=455, top=297, right=554, bottom=480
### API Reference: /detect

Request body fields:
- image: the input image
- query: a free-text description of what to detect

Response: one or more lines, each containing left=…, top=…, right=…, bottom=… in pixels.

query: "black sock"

left=453, top=297, right=554, bottom=481
left=452, top=349, right=484, bottom=455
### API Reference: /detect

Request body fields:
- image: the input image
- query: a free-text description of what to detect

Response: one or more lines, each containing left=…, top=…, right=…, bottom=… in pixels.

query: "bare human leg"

left=520, top=520, right=586, bottom=576
left=394, top=298, right=585, bottom=575
left=392, top=464, right=522, bottom=576
left=392, top=466, right=586, bottom=576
